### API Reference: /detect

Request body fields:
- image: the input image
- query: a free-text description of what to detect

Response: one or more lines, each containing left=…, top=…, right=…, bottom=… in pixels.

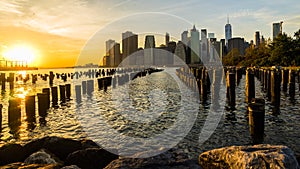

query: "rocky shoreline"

left=0, top=136, right=299, bottom=169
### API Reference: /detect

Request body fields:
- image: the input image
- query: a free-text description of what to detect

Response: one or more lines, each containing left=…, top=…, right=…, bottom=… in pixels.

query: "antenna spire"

left=227, top=15, right=229, bottom=24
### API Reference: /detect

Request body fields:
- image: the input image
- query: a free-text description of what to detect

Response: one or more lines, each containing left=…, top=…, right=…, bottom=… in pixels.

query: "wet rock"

left=65, top=148, right=118, bottom=169
left=0, top=162, right=59, bottom=169
left=61, top=165, right=81, bottom=169
left=81, top=139, right=100, bottom=149
left=104, top=151, right=200, bottom=169
left=23, top=136, right=82, bottom=161
left=104, top=158, right=201, bottom=169
left=199, top=144, right=300, bottom=169
left=24, top=149, right=62, bottom=165
left=0, top=144, right=25, bottom=165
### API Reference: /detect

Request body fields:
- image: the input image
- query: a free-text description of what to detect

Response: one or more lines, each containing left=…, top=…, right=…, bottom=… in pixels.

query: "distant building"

left=225, top=16, right=232, bottom=47
left=255, top=31, right=260, bottom=47
left=201, top=29, right=208, bottom=63
left=208, top=33, right=215, bottom=39
left=174, top=41, right=186, bottom=64
left=144, top=35, right=156, bottom=66
left=122, top=31, right=138, bottom=61
left=181, top=30, right=188, bottom=45
left=165, top=32, right=170, bottom=46
left=228, top=37, right=245, bottom=56
left=273, top=21, right=283, bottom=40
left=220, top=39, right=226, bottom=58
left=190, top=25, right=200, bottom=64
left=105, top=39, right=115, bottom=67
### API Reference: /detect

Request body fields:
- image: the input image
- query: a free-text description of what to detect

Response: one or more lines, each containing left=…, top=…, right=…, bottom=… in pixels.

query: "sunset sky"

left=0, top=0, right=299, bottom=67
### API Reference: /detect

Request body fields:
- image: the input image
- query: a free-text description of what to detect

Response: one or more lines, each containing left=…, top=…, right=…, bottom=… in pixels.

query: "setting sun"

left=3, top=45, right=36, bottom=65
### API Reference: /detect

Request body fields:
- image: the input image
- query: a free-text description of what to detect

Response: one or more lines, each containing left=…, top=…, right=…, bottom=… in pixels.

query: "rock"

left=104, top=151, right=200, bottom=169
left=199, top=144, right=300, bottom=169
left=23, top=136, right=82, bottom=161
left=0, top=162, right=60, bottom=169
left=43, top=136, right=83, bottom=161
left=104, top=158, right=201, bottom=169
left=65, top=148, right=118, bottom=169
left=0, top=144, right=25, bottom=165
left=61, top=165, right=81, bottom=169
left=81, top=139, right=100, bottom=149
left=24, top=149, right=62, bottom=165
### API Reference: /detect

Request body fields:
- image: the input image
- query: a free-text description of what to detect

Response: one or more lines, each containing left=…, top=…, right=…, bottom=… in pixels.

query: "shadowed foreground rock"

left=198, top=144, right=300, bottom=169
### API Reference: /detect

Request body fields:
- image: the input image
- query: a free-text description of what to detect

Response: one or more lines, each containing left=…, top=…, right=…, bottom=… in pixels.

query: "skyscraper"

left=255, top=31, right=260, bottom=47
left=165, top=32, right=170, bottom=46
left=122, top=31, right=138, bottom=61
left=273, top=21, right=283, bottom=40
left=174, top=41, right=186, bottom=63
left=181, top=30, right=188, bottom=45
left=225, top=16, right=232, bottom=47
left=190, top=25, right=200, bottom=64
left=144, top=35, right=156, bottom=66
left=228, top=37, right=245, bottom=56
left=201, top=29, right=208, bottom=63
left=106, top=39, right=115, bottom=67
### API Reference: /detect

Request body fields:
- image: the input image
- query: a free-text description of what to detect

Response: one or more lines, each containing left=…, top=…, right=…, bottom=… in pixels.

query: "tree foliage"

left=222, top=29, right=300, bottom=67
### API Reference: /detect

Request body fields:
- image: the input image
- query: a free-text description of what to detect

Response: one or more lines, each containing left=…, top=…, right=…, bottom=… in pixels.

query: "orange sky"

left=0, top=26, right=86, bottom=67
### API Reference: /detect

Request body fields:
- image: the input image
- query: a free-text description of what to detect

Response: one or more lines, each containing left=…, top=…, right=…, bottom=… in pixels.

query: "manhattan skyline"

left=0, top=0, right=299, bottom=67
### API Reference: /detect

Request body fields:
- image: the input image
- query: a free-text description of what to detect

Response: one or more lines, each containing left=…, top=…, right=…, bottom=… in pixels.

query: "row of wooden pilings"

left=0, top=84, right=71, bottom=130
left=175, top=66, right=283, bottom=144
left=0, top=69, right=156, bottom=129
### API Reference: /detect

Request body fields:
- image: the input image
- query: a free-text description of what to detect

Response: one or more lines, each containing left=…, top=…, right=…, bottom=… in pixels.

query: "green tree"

left=269, top=33, right=294, bottom=66
left=222, top=48, right=243, bottom=66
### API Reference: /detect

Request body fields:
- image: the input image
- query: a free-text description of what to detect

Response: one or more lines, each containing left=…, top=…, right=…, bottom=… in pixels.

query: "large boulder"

left=65, top=148, right=118, bottom=169
left=24, top=149, right=62, bottom=165
left=199, top=144, right=300, bottom=169
left=0, top=144, right=25, bottom=165
left=104, top=151, right=200, bottom=169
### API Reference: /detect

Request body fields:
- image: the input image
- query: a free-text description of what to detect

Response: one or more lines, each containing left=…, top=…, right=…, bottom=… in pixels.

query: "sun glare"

left=3, top=45, right=36, bottom=65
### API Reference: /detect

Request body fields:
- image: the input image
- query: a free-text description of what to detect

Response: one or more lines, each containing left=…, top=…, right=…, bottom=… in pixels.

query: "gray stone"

left=24, top=149, right=62, bottom=165
left=61, top=165, right=81, bottom=169
left=199, top=144, right=300, bottom=169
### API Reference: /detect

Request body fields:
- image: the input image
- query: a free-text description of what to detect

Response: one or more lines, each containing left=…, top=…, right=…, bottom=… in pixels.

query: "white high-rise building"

left=273, top=21, right=283, bottom=40
left=190, top=25, right=200, bottom=64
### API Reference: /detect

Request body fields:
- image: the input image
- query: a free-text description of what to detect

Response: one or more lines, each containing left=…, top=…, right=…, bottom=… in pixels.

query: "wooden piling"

left=0, top=104, right=2, bottom=129
left=49, top=71, right=54, bottom=86
left=227, top=72, right=236, bottom=108
left=248, top=98, right=265, bottom=144
left=282, top=69, right=289, bottom=92
left=288, top=69, right=295, bottom=99
left=97, top=78, right=103, bottom=90
left=37, top=93, right=48, bottom=117
left=25, top=95, right=36, bottom=123
left=8, top=73, right=14, bottom=91
left=42, top=88, right=50, bottom=109
left=65, top=84, right=71, bottom=100
left=245, top=68, right=255, bottom=103
left=1, top=73, right=6, bottom=91
left=271, top=70, right=281, bottom=110
left=51, top=86, right=58, bottom=106
left=8, top=98, right=21, bottom=126
left=59, top=85, right=66, bottom=103
left=87, top=80, right=94, bottom=95
left=82, top=81, right=87, bottom=95
left=75, top=85, right=82, bottom=103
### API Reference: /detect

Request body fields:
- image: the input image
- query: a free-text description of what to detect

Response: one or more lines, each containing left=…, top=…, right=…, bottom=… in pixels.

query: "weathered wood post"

left=82, top=81, right=87, bottom=95
left=75, top=85, right=81, bottom=103
left=245, top=68, right=255, bottom=103
left=266, top=70, right=272, bottom=101
left=8, top=73, right=14, bottom=91
left=25, top=95, right=36, bottom=123
left=37, top=93, right=48, bottom=117
left=1, top=73, right=6, bottom=91
left=271, top=69, right=281, bottom=113
left=0, top=104, right=2, bottom=129
left=59, top=85, right=66, bottom=103
left=51, top=86, right=58, bottom=106
left=65, top=84, right=71, bottom=100
left=282, top=69, right=289, bottom=92
left=227, top=72, right=236, bottom=108
left=288, top=69, right=295, bottom=99
left=97, top=78, right=103, bottom=90
left=248, top=98, right=265, bottom=144
left=200, top=79, right=207, bottom=102
left=49, top=71, right=54, bottom=86
left=87, top=80, right=94, bottom=96
left=42, top=88, right=50, bottom=109
left=8, top=98, right=21, bottom=127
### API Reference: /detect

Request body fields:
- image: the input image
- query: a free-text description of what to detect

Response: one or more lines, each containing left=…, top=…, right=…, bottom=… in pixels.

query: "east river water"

left=0, top=67, right=299, bottom=159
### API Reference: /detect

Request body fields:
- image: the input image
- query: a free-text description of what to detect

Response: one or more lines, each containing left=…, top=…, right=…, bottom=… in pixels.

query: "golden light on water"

left=3, top=45, right=37, bottom=65
left=15, top=87, right=29, bottom=99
